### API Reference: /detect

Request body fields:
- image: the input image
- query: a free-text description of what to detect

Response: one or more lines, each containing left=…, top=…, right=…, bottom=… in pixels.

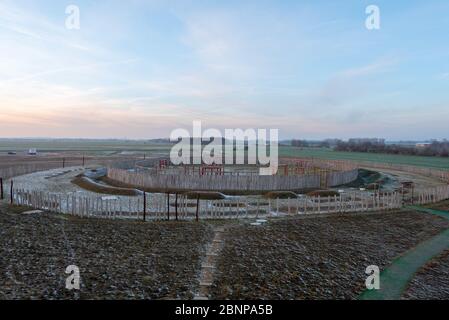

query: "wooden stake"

left=167, top=193, right=170, bottom=221
left=0, top=177, right=3, bottom=200
left=196, top=195, right=200, bottom=222
left=175, top=193, right=178, bottom=221
left=143, top=192, right=146, bottom=222
left=10, top=180, right=13, bottom=204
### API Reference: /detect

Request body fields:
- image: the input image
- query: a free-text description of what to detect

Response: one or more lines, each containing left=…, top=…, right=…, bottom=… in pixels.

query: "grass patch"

left=306, top=190, right=340, bottom=197
left=183, top=191, right=227, bottom=200
left=72, top=176, right=140, bottom=196
left=263, top=191, right=298, bottom=199
left=280, top=146, right=449, bottom=170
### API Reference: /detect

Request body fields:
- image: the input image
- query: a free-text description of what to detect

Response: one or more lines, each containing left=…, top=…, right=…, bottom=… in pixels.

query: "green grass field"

left=1, top=139, right=448, bottom=170
left=0, top=139, right=172, bottom=155
left=280, top=146, right=449, bottom=170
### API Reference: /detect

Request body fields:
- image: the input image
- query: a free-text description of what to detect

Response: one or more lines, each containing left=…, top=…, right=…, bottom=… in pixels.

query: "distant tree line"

left=291, top=139, right=309, bottom=148
left=291, top=139, right=330, bottom=148
left=335, top=140, right=449, bottom=157
left=290, top=138, right=449, bottom=157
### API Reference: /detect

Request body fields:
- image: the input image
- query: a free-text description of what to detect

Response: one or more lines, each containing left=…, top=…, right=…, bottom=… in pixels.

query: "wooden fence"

left=285, top=158, right=449, bottom=183
left=106, top=167, right=359, bottom=192
left=7, top=184, right=449, bottom=221
left=2, top=157, right=449, bottom=221
left=0, top=162, right=72, bottom=180
left=0, top=157, right=144, bottom=181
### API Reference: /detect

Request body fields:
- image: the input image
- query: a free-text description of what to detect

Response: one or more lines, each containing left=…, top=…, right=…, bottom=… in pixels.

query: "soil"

left=402, top=250, right=449, bottom=300
left=209, top=210, right=449, bottom=299
left=71, top=176, right=141, bottom=196
left=0, top=204, right=213, bottom=300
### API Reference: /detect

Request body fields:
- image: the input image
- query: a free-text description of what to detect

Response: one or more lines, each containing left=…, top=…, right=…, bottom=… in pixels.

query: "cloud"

left=316, top=59, right=397, bottom=107
left=340, top=59, right=395, bottom=78
left=0, top=1, right=95, bottom=53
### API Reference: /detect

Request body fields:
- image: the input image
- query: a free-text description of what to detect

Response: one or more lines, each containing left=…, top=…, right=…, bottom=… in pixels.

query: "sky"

left=0, top=0, right=448, bottom=140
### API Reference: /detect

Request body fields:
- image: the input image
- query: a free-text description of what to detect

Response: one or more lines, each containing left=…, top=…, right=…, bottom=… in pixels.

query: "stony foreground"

left=210, top=211, right=449, bottom=299
left=401, top=201, right=449, bottom=299
left=1, top=204, right=448, bottom=300
left=0, top=204, right=213, bottom=299
left=402, top=250, right=449, bottom=299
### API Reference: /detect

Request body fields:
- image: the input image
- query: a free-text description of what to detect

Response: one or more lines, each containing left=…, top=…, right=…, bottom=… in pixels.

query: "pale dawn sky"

left=1, top=0, right=449, bottom=140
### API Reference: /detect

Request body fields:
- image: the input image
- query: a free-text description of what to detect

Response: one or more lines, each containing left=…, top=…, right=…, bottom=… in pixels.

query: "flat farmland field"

left=280, top=146, right=449, bottom=170
left=0, top=139, right=172, bottom=155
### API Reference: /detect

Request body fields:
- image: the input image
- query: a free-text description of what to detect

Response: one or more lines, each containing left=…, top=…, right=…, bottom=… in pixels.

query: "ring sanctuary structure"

left=107, top=158, right=359, bottom=193
left=2, top=157, right=449, bottom=221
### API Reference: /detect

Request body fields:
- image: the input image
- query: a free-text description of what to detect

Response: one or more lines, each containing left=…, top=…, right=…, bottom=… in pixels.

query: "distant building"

left=415, top=143, right=431, bottom=148
left=28, top=148, right=37, bottom=155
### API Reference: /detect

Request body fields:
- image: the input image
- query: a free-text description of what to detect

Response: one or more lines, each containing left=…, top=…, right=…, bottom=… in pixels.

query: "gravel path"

left=0, top=204, right=213, bottom=299
left=402, top=250, right=449, bottom=299
left=361, top=167, right=447, bottom=189
left=12, top=167, right=93, bottom=194
left=209, top=210, right=449, bottom=299
left=194, top=226, right=226, bottom=300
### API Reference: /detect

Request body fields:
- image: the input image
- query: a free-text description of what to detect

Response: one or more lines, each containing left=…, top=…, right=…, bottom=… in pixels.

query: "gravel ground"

left=0, top=204, right=213, bottom=299
left=12, top=167, right=95, bottom=194
left=210, top=210, right=449, bottom=300
left=402, top=250, right=449, bottom=300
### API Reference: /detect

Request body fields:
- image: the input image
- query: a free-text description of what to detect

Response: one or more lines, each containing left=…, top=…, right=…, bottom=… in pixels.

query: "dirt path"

left=363, top=166, right=447, bottom=189
left=359, top=206, right=449, bottom=300
left=194, top=226, right=226, bottom=300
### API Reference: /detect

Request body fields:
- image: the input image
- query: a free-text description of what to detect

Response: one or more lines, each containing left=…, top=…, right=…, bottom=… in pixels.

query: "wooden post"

left=143, top=192, right=147, bottom=222
left=82, top=155, right=85, bottom=167
left=0, top=177, right=3, bottom=200
left=62, top=158, right=65, bottom=168
left=256, top=198, right=260, bottom=218
left=167, top=193, right=170, bottom=221
left=276, top=198, right=279, bottom=214
left=175, top=193, right=178, bottom=221
left=10, top=180, right=13, bottom=204
left=196, top=195, right=200, bottom=222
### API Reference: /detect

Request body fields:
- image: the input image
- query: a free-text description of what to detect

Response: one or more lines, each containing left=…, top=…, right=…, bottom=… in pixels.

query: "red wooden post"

left=10, top=180, right=13, bottom=204
left=175, top=193, right=178, bottom=221
left=0, top=177, right=3, bottom=200
left=196, top=195, right=200, bottom=222
left=143, top=192, right=147, bottom=222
